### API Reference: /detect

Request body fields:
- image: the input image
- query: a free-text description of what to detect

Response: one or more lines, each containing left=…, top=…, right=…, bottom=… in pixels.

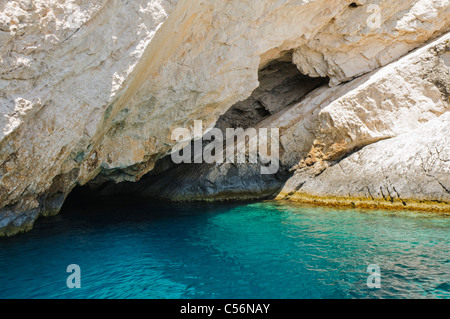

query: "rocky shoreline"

left=1, top=0, right=449, bottom=236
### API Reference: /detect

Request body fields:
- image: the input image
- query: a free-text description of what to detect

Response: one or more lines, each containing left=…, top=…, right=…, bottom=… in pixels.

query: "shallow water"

left=0, top=198, right=448, bottom=299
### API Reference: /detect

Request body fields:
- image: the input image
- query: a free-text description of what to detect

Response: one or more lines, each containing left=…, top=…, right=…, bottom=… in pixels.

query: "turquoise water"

left=0, top=197, right=449, bottom=299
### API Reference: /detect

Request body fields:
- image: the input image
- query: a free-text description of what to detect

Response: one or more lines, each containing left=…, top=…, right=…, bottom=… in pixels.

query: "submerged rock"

left=0, top=0, right=449, bottom=235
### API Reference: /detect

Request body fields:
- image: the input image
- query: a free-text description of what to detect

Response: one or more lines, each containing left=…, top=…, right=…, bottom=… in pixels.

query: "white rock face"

left=283, top=112, right=450, bottom=202
left=292, top=0, right=450, bottom=85
left=124, top=32, right=448, bottom=203
left=276, top=32, right=450, bottom=209
left=0, top=0, right=178, bottom=234
left=290, top=31, right=450, bottom=165
left=0, top=0, right=449, bottom=235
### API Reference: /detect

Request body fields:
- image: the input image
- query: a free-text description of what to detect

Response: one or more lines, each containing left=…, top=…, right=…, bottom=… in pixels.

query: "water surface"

left=0, top=197, right=448, bottom=299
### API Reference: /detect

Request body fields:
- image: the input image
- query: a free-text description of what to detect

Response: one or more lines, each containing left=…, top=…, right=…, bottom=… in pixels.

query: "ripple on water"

left=0, top=199, right=448, bottom=299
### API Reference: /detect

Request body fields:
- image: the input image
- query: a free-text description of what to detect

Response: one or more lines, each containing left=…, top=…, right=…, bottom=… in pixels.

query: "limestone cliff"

left=0, top=0, right=449, bottom=236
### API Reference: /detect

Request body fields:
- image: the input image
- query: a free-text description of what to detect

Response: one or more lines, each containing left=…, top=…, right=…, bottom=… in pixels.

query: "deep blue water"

left=0, top=197, right=448, bottom=299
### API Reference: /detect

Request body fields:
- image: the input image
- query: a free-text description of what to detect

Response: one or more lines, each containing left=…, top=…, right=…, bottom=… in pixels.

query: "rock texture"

left=278, top=112, right=450, bottom=211
left=104, top=31, right=449, bottom=205
left=276, top=32, right=450, bottom=211
left=0, top=0, right=449, bottom=235
left=94, top=58, right=327, bottom=201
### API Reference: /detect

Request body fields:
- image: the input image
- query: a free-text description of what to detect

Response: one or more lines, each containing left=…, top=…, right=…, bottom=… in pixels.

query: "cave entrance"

left=68, top=55, right=329, bottom=202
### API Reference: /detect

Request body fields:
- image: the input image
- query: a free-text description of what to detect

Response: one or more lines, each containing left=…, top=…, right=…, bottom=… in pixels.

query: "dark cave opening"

left=215, top=57, right=328, bottom=130
left=67, top=56, right=329, bottom=203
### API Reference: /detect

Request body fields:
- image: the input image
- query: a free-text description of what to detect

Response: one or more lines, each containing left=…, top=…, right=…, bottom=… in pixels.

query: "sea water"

left=0, top=198, right=448, bottom=299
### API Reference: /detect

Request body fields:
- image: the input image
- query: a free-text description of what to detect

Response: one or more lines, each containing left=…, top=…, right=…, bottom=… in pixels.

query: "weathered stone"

left=277, top=112, right=450, bottom=212
left=98, top=32, right=450, bottom=205
left=0, top=0, right=449, bottom=235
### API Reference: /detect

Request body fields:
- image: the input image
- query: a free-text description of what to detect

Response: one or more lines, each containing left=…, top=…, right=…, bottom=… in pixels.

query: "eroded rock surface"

left=278, top=112, right=450, bottom=211
left=0, top=0, right=449, bottom=235
left=107, top=31, right=449, bottom=205
left=276, top=32, right=450, bottom=210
